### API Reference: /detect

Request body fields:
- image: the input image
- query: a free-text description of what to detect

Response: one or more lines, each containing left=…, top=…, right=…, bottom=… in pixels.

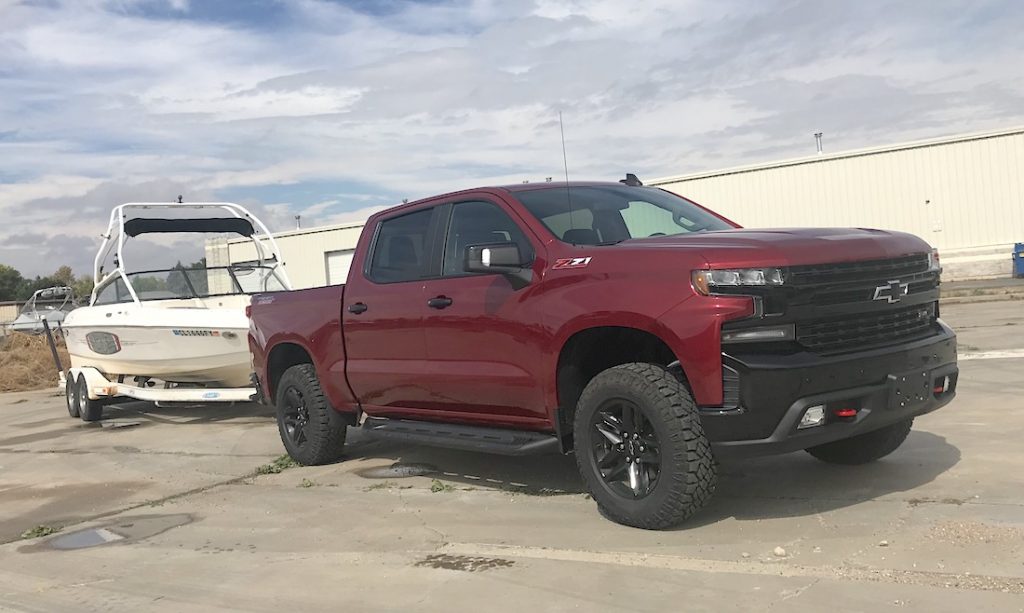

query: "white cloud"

left=2, top=0, right=1023, bottom=276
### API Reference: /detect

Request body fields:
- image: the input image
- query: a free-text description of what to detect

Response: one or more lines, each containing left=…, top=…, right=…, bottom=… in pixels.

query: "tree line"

left=0, top=264, right=95, bottom=302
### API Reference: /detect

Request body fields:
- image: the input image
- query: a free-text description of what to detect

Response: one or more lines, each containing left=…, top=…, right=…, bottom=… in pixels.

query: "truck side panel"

left=248, top=285, right=357, bottom=412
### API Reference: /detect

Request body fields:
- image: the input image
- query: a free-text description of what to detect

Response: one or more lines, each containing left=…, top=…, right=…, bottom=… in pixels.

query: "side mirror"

left=464, top=242, right=525, bottom=273
left=464, top=242, right=533, bottom=289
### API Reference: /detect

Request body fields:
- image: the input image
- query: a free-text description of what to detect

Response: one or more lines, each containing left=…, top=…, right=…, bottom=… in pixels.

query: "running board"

left=360, top=417, right=561, bottom=456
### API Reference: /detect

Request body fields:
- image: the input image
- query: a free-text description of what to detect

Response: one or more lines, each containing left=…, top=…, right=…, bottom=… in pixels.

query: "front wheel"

left=274, top=364, right=347, bottom=465
left=574, top=363, right=716, bottom=530
left=806, top=418, right=913, bottom=465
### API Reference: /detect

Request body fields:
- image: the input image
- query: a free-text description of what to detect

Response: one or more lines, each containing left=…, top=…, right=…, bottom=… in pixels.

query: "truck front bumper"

left=705, top=321, right=958, bottom=460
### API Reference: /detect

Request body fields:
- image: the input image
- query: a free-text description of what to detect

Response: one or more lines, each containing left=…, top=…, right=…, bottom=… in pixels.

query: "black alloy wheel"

left=590, top=399, right=662, bottom=499
left=281, top=386, right=311, bottom=450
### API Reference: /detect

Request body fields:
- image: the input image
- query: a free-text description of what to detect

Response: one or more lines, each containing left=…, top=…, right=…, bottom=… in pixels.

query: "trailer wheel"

left=275, top=364, right=347, bottom=465
left=574, top=363, right=717, bottom=530
left=77, top=374, right=103, bottom=422
left=65, top=373, right=80, bottom=418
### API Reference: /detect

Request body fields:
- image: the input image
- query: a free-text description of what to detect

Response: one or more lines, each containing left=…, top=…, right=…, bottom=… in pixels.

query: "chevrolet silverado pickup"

left=248, top=176, right=958, bottom=529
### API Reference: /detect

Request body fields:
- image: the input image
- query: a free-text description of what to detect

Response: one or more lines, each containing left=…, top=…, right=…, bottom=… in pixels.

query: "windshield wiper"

left=596, top=239, right=627, bottom=246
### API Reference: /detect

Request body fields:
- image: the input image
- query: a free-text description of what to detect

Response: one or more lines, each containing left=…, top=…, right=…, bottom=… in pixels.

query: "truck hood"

left=625, top=228, right=932, bottom=268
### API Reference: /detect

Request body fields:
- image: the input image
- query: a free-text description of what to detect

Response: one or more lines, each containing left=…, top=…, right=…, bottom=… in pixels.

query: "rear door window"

left=367, top=208, right=438, bottom=283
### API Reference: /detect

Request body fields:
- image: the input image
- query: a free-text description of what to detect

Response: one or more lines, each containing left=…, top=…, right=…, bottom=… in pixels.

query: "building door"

left=325, top=249, right=355, bottom=285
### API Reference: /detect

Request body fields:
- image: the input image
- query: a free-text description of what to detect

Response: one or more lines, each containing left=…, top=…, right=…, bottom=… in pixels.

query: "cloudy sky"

left=1, top=0, right=1022, bottom=277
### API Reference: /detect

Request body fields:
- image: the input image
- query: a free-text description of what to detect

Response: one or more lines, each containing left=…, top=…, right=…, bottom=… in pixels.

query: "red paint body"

left=248, top=182, right=935, bottom=433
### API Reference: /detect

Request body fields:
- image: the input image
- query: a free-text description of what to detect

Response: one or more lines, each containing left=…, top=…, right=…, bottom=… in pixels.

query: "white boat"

left=8, top=286, right=76, bottom=334
left=62, top=202, right=292, bottom=389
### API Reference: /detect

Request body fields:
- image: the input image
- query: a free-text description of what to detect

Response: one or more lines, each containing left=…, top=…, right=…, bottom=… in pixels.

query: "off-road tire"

left=77, top=374, right=103, bottom=422
left=806, top=418, right=913, bottom=465
left=574, top=362, right=716, bottom=530
left=65, top=372, right=80, bottom=418
left=275, top=364, right=347, bottom=465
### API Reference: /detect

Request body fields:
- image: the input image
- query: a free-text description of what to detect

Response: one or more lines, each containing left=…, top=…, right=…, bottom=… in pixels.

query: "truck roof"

left=379, top=181, right=654, bottom=219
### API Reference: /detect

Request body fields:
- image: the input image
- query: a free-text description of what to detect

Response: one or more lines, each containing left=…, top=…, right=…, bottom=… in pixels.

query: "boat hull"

left=63, top=299, right=252, bottom=388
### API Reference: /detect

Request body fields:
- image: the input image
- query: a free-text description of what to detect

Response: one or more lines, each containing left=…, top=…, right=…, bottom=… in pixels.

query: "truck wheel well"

left=267, top=343, right=313, bottom=401
left=556, top=327, right=684, bottom=448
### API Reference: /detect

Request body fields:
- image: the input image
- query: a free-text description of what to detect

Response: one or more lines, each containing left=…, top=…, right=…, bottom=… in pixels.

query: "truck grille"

left=797, top=303, right=937, bottom=354
left=787, top=254, right=930, bottom=286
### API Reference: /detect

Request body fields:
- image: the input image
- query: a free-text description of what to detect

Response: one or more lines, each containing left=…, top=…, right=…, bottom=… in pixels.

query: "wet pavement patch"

left=50, top=527, right=125, bottom=549
left=19, top=514, right=193, bottom=553
left=414, top=553, right=515, bottom=572
left=356, top=462, right=438, bottom=479
left=100, top=420, right=143, bottom=429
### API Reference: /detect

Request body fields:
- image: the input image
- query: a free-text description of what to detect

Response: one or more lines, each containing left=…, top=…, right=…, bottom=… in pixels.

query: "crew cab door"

left=418, top=197, right=549, bottom=427
left=342, top=205, right=441, bottom=410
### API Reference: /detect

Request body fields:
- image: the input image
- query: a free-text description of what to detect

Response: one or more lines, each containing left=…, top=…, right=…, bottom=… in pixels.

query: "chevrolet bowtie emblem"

left=873, top=279, right=910, bottom=303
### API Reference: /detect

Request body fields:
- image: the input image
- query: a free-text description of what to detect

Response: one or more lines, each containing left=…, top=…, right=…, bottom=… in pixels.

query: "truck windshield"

left=514, top=185, right=735, bottom=245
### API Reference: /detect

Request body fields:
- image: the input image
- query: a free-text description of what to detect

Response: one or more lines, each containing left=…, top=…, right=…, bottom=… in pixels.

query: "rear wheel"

left=275, top=364, right=347, bottom=465
left=77, top=374, right=103, bottom=422
left=574, top=363, right=716, bottom=530
left=65, top=373, right=80, bottom=418
left=806, top=418, right=913, bottom=465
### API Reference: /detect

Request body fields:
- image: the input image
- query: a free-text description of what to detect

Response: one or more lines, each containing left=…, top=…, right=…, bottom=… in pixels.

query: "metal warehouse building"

left=208, top=126, right=1024, bottom=288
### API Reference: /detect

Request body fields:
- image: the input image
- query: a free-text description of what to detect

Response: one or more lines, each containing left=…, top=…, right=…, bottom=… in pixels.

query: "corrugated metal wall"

left=652, top=128, right=1024, bottom=253
left=0, top=303, right=19, bottom=323
left=206, top=222, right=365, bottom=289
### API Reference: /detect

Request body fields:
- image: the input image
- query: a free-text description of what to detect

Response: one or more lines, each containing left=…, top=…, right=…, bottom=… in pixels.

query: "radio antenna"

left=558, top=111, right=575, bottom=233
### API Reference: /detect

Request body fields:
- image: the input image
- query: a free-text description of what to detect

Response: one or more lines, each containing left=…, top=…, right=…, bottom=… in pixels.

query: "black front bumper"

left=705, top=321, right=958, bottom=459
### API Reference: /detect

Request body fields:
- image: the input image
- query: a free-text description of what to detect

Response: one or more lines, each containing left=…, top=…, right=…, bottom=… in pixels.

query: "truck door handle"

left=427, top=296, right=453, bottom=309
left=348, top=302, right=368, bottom=314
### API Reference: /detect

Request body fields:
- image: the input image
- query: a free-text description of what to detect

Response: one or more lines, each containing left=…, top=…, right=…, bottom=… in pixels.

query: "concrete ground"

left=0, top=301, right=1022, bottom=612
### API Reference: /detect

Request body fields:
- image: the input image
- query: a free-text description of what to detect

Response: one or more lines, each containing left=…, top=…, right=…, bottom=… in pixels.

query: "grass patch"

left=21, top=525, right=60, bottom=539
left=430, top=479, right=455, bottom=493
left=255, top=454, right=299, bottom=475
left=298, top=478, right=318, bottom=488
left=363, top=480, right=414, bottom=492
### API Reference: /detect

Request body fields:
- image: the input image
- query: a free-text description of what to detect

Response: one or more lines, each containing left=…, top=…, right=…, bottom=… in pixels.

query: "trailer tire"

left=275, top=364, right=347, bottom=465
left=77, top=374, right=103, bottom=422
left=574, top=362, right=716, bottom=530
left=65, top=373, right=80, bottom=418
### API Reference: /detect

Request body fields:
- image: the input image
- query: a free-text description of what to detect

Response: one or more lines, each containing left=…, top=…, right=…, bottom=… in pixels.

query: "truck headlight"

left=692, top=268, right=784, bottom=296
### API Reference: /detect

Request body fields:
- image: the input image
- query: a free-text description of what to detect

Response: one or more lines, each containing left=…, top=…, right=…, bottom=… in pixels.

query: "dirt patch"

left=927, top=520, right=1024, bottom=547
left=0, top=332, right=69, bottom=393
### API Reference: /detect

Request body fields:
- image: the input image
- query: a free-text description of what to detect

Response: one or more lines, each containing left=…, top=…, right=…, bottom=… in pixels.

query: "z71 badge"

left=553, top=257, right=592, bottom=270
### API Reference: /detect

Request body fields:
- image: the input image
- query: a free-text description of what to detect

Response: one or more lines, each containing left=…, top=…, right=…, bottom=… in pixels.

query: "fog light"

left=798, top=405, right=826, bottom=429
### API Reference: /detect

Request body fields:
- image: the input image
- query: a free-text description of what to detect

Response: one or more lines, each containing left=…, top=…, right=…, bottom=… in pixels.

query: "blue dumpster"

left=1015, top=243, right=1024, bottom=278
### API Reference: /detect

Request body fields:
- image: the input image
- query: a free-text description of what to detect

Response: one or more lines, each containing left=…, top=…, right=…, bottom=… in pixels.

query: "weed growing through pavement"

left=430, top=479, right=455, bottom=493
left=21, top=525, right=60, bottom=539
left=255, top=455, right=298, bottom=475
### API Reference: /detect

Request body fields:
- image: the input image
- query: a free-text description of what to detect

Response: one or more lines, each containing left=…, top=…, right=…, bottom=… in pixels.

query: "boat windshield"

left=94, top=265, right=287, bottom=305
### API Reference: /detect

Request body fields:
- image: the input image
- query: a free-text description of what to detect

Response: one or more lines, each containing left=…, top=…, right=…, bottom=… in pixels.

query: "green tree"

left=72, top=275, right=95, bottom=301
left=53, top=265, right=75, bottom=286
left=17, top=275, right=61, bottom=300
left=0, top=264, right=24, bottom=301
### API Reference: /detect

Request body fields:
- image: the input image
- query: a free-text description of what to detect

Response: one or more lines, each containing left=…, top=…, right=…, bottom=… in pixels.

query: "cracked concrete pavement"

left=0, top=301, right=1022, bottom=611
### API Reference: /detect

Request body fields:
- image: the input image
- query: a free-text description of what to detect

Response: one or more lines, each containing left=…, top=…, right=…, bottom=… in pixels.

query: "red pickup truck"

left=248, top=177, right=958, bottom=529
